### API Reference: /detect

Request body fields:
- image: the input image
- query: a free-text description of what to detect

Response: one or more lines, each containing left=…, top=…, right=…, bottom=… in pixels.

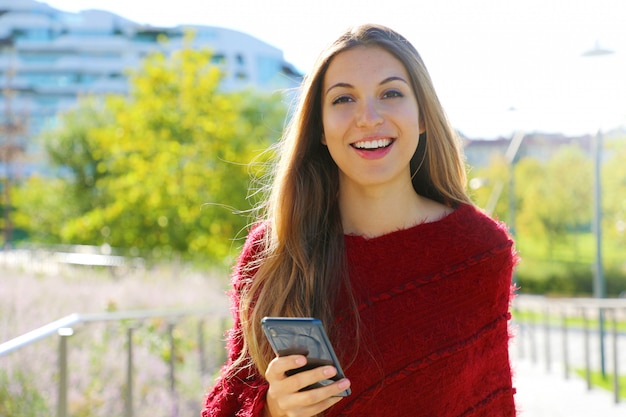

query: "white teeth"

left=353, top=139, right=392, bottom=149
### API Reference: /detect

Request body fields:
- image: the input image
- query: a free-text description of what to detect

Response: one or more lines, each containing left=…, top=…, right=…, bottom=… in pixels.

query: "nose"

left=356, top=98, right=383, bottom=127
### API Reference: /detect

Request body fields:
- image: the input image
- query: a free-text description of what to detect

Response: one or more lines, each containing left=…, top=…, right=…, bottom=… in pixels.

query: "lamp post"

left=484, top=107, right=525, bottom=219
left=581, top=40, right=614, bottom=378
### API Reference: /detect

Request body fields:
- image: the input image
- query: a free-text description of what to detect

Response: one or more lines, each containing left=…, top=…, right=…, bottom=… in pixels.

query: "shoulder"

left=454, top=204, right=511, bottom=243
left=448, top=203, right=517, bottom=264
left=408, top=203, right=515, bottom=263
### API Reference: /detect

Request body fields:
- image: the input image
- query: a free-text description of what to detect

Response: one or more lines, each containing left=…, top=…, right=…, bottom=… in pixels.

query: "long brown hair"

left=234, top=23, right=472, bottom=376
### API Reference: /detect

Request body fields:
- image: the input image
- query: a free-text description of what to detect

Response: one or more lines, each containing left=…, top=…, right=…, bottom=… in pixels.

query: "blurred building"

left=0, top=0, right=302, bottom=176
left=463, top=127, right=626, bottom=180
left=463, top=132, right=598, bottom=168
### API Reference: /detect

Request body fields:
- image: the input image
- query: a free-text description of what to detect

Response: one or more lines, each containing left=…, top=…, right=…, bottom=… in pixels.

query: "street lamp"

left=582, top=40, right=614, bottom=58
left=484, top=107, right=525, bottom=218
left=581, top=40, right=615, bottom=378
left=582, top=40, right=614, bottom=300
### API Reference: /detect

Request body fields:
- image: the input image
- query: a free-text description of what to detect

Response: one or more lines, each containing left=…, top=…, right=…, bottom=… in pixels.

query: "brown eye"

left=382, top=90, right=403, bottom=99
left=332, top=95, right=354, bottom=105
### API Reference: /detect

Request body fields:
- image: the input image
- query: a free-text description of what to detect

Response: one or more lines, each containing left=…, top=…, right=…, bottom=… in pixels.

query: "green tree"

left=45, top=97, right=113, bottom=211
left=13, top=98, right=114, bottom=244
left=514, top=157, right=546, bottom=239
left=515, top=145, right=592, bottom=253
left=14, top=47, right=286, bottom=265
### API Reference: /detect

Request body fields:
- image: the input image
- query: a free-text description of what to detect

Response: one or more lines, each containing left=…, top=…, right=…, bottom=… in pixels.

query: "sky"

left=43, top=0, right=626, bottom=139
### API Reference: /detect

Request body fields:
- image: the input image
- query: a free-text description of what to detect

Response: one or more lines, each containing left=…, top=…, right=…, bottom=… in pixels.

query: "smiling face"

left=321, top=46, right=424, bottom=195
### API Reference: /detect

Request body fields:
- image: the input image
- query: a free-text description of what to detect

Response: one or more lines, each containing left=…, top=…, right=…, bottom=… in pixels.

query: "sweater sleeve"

left=201, top=224, right=269, bottom=417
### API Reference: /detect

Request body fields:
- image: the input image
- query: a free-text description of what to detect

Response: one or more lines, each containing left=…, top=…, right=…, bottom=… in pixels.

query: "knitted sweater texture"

left=202, top=204, right=517, bottom=416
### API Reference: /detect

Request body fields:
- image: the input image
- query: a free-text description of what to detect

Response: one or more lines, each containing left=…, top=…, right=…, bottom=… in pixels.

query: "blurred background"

left=1, top=0, right=625, bottom=416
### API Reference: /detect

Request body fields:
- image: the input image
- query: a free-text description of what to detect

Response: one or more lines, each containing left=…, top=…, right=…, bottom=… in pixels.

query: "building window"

left=69, top=30, right=110, bottom=37
left=211, top=54, right=226, bottom=64
left=11, top=28, right=52, bottom=41
left=195, top=29, right=218, bottom=41
left=134, top=31, right=168, bottom=43
left=20, top=54, right=60, bottom=64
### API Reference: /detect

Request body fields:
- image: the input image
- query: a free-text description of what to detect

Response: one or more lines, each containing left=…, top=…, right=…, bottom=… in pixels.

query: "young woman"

left=202, top=24, right=517, bottom=417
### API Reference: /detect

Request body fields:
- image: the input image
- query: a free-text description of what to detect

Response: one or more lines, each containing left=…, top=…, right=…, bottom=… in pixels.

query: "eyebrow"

left=325, top=76, right=409, bottom=96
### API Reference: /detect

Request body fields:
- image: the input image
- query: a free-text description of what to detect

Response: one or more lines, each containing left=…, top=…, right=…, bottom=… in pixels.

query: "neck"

left=338, top=180, right=435, bottom=238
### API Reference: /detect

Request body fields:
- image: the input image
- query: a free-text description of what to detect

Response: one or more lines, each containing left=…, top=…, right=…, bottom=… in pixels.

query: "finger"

left=289, top=378, right=351, bottom=415
left=294, top=374, right=351, bottom=401
left=265, top=355, right=307, bottom=383
left=290, top=365, right=339, bottom=393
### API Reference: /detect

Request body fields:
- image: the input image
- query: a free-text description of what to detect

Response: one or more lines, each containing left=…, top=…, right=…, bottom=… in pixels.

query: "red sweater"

left=202, top=204, right=517, bottom=416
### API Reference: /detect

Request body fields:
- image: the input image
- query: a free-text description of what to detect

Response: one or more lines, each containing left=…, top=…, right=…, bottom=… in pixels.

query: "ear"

left=321, top=133, right=327, bottom=145
left=419, top=118, right=426, bottom=134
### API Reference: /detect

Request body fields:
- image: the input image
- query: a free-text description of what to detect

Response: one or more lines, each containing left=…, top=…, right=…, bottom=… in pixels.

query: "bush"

left=0, top=265, right=231, bottom=417
left=516, top=262, right=626, bottom=297
left=0, top=369, right=48, bottom=417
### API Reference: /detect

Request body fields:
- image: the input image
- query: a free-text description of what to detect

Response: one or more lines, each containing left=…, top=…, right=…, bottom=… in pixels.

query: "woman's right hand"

left=264, top=355, right=351, bottom=417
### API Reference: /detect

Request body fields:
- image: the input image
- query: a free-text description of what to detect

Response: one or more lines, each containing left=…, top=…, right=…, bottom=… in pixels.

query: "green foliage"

left=12, top=176, right=83, bottom=243
left=516, top=145, right=592, bottom=250
left=574, top=369, right=626, bottom=400
left=515, top=261, right=626, bottom=297
left=14, top=46, right=286, bottom=265
left=0, top=369, right=48, bottom=417
left=514, top=157, right=547, bottom=237
left=469, top=137, right=626, bottom=296
left=45, top=97, right=113, bottom=207
left=512, top=309, right=626, bottom=334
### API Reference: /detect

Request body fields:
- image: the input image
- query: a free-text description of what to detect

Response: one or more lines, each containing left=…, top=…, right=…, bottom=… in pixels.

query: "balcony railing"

left=512, top=294, right=626, bottom=404
left=1, top=307, right=230, bottom=417
left=5, top=293, right=624, bottom=415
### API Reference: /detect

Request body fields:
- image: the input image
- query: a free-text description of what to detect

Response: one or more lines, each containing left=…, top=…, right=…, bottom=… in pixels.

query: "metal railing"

left=0, top=307, right=230, bottom=417
left=512, top=295, right=626, bottom=404
left=1, top=245, right=147, bottom=273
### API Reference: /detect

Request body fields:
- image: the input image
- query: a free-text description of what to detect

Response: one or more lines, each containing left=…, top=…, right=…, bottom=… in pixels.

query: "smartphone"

left=261, top=317, right=351, bottom=396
